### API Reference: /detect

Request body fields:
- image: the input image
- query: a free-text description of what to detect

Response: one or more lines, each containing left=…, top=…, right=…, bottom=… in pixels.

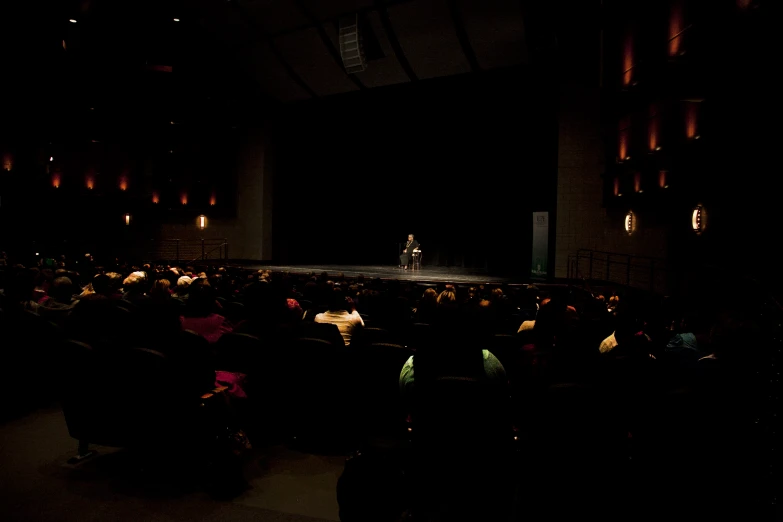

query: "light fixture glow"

left=51, top=173, right=61, bottom=188
left=119, top=176, right=128, bottom=191
left=691, top=205, right=706, bottom=235
left=86, top=175, right=94, bottom=189
left=624, top=210, right=637, bottom=235
left=124, top=213, right=131, bottom=225
left=197, top=215, right=207, bottom=230
left=49, top=156, right=53, bottom=162
left=69, top=19, right=77, bottom=23
left=180, top=193, right=188, bottom=205
left=173, top=18, right=180, bottom=22
left=152, top=191, right=160, bottom=204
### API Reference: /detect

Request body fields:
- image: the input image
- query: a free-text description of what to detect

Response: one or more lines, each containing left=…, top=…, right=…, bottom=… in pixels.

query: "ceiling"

left=196, top=0, right=535, bottom=102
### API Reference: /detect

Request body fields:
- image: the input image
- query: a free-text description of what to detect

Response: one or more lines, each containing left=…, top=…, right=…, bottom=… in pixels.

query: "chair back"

left=215, top=332, right=263, bottom=373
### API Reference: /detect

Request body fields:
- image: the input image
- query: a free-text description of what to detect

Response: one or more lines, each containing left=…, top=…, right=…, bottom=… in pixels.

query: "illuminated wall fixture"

left=119, top=175, right=128, bottom=191
left=634, top=172, right=642, bottom=193
left=86, top=173, right=94, bottom=190
left=197, top=215, right=208, bottom=230
left=668, top=0, right=685, bottom=57
left=613, top=177, right=621, bottom=196
left=737, top=0, right=753, bottom=9
left=209, top=192, right=217, bottom=206
left=691, top=204, right=707, bottom=235
left=50, top=156, right=54, bottom=162
left=618, top=117, right=630, bottom=161
left=124, top=213, right=131, bottom=226
left=659, top=170, right=668, bottom=188
left=624, top=210, right=637, bottom=235
left=622, top=31, right=634, bottom=86
left=180, top=193, right=188, bottom=205
left=2, top=153, right=12, bottom=171
left=648, top=104, right=660, bottom=151
left=152, top=191, right=160, bottom=204
left=51, top=172, right=61, bottom=188
left=685, top=100, right=701, bottom=139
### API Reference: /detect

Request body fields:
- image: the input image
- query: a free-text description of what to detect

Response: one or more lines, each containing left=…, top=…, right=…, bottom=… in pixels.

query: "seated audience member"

left=314, top=287, right=364, bottom=346
left=413, top=287, right=438, bottom=324
left=180, top=282, right=232, bottom=343
left=399, top=290, right=507, bottom=402
left=37, top=276, right=79, bottom=326
left=174, top=275, right=192, bottom=300
left=122, top=271, right=149, bottom=305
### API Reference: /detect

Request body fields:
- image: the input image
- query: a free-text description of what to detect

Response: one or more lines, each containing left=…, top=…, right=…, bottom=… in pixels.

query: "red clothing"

left=180, top=313, right=232, bottom=343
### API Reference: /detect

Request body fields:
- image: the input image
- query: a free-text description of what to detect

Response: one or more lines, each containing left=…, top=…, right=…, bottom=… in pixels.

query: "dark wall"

left=271, top=66, right=558, bottom=275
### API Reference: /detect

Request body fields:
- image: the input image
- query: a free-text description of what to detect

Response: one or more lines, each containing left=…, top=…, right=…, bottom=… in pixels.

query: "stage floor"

left=226, top=263, right=523, bottom=285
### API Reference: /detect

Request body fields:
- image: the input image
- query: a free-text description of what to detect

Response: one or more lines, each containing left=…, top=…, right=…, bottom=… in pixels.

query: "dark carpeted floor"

left=0, top=405, right=343, bottom=522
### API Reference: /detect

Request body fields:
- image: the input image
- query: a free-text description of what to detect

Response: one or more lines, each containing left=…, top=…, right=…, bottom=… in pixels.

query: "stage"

left=222, top=263, right=525, bottom=285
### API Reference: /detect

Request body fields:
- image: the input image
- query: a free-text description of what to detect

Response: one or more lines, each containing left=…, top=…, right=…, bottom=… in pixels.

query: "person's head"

left=176, top=275, right=193, bottom=294
left=420, top=287, right=438, bottom=306
left=328, top=287, right=350, bottom=313
left=150, top=278, right=171, bottom=297
left=50, top=276, right=74, bottom=303
left=184, top=282, right=217, bottom=317
left=408, top=234, right=414, bottom=242
left=122, top=272, right=146, bottom=294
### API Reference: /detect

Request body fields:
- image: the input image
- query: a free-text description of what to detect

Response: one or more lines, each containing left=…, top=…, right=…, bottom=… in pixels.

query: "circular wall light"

left=624, top=210, right=637, bottom=235
left=691, top=204, right=706, bottom=235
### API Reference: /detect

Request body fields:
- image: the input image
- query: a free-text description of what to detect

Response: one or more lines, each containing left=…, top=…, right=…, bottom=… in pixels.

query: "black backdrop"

left=271, top=66, right=558, bottom=276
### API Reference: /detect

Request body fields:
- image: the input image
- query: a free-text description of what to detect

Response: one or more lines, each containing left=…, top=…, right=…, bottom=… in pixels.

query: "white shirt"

left=314, top=310, right=364, bottom=346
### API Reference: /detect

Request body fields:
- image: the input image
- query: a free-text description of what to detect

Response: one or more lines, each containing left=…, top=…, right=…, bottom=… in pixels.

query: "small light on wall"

left=173, top=18, right=180, bottom=22
left=152, top=191, right=160, bottom=204
left=613, top=178, right=620, bottom=197
left=624, top=210, right=637, bottom=235
left=209, top=192, right=216, bottom=206
left=197, top=215, right=207, bottom=230
left=180, top=193, right=188, bottom=205
left=634, top=172, right=642, bottom=193
left=2, top=153, right=12, bottom=171
left=52, top=173, right=61, bottom=188
left=119, top=176, right=128, bottom=191
left=86, top=175, right=94, bottom=189
left=691, top=204, right=706, bottom=235
left=658, top=170, right=667, bottom=189
left=124, top=213, right=131, bottom=226
left=50, top=156, right=54, bottom=162
left=69, top=19, right=77, bottom=23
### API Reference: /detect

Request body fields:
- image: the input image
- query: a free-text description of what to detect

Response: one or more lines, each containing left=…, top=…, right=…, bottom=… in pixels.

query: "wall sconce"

left=197, top=215, right=208, bottom=230
left=624, top=210, right=637, bottom=235
left=613, top=177, right=620, bottom=197
left=124, top=213, right=131, bottom=226
left=52, top=172, right=61, bottom=188
left=180, top=193, right=188, bottom=205
left=622, top=33, right=633, bottom=87
left=634, top=172, right=642, bottom=193
left=659, top=170, right=668, bottom=189
left=691, top=204, right=706, bottom=235
left=209, top=192, right=216, bottom=206
left=152, top=191, right=160, bottom=204
left=86, top=175, right=94, bottom=190
left=2, top=153, right=12, bottom=171
left=119, top=175, right=128, bottom=191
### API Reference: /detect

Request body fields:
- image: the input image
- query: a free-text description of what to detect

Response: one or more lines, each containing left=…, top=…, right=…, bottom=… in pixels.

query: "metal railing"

left=146, top=238, right=229, bottom=264
left=567, top=249, right=672, bottom=294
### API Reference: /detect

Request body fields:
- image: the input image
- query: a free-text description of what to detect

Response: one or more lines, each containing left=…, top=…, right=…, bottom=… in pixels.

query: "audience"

left=0, top=250, right=773, bottom=521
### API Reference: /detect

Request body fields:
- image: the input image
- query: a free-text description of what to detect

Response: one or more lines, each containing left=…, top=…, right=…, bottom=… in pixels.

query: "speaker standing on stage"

left=400, top=234, right=420, bottom=270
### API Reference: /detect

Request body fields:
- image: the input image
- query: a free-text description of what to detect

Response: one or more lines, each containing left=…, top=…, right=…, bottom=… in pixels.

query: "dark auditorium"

left=1, top=1, right=780, bottom=521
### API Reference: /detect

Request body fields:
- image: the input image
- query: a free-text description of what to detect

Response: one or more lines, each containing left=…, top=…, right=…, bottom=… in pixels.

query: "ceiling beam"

left=373, top=0, right=417, bottom=81
left=229, top=1, right=317, bottom=99
left=293, top=0, right=366, bottom=90
left=447, top=0, right=480, bottom=72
